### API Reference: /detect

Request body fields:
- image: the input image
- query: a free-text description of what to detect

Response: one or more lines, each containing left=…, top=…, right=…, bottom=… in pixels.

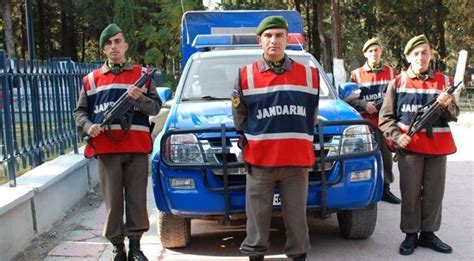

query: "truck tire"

left=158, top=212, right=191, bottom=248
left=337, top=203, right=377, bottom=239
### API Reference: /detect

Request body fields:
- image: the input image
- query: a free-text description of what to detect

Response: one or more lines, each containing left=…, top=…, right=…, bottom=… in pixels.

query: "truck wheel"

left=337, top=203, right=377, bottom=239
left=158, top=212, right=191, bottom=248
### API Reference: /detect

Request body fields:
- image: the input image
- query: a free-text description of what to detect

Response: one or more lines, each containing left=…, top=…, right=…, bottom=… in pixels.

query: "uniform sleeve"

left=379, top=78, right=402, bottom=144
left=73, top=86, right=93, bottom=136
left=231, top=71, right=247, bottom=134
left=440, top=77, right=460, bottom=121
left=133, top=81, right=162, bottom=116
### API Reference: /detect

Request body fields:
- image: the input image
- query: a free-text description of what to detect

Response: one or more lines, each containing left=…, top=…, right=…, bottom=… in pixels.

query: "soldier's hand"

left=87, top=124, right=103, bottom=138
left=397, top=134, right=411, bottom=148
left=437, top=92, right=453, bottom=107
left=365, top=101, right=378, bottom=114
left=127, top=85, right=143, bottom=101
left=237, top=134, right=247, bottom=150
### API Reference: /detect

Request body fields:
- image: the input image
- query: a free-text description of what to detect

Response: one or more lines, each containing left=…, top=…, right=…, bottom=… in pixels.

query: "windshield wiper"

left=182, top=96, right=231, bottom=101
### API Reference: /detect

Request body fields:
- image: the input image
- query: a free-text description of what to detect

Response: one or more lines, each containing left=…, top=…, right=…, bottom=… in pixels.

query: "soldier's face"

left=407, top=43, right=432, bottom=73
left=364, top=45, right=382, bottom=65
left=102, top=33, right=129, bottom=63
left=258, top=28, right=288, bottom=61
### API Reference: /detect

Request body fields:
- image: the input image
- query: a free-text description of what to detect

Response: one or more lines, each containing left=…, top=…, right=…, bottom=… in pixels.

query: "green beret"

left=404, top=34, right=430, bottom=55
left=362, top=38, right=381, bottom=52
left=256, top=16, right=288, bottom=35
left=100, top=23, right=123, bottom=49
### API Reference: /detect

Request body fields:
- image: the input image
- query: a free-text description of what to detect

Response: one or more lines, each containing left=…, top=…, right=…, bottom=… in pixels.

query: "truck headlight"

left=350, top=169, right=372, bottom=182
left=166, top=134, right=204, bottom=164
left=341, top=125, right=374, bottom=154
left=169, top=178, right=195, bottom=189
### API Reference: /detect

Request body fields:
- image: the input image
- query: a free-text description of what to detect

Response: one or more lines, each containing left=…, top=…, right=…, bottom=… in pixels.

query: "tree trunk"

left=433, top=0, right=447, bottom=72
left=305, top=0, right=311, bottom=53
left=331, top=0, right=346, bottom=88
left=295, top=0, right=302, bottom=13
left=1, top=0, right=16, bottom=58
left=330, top=0, right=343, bottom=59
left=311, top=0, right=321, bottom=61
left=37, top=0, right=46, bottom=59
left=316, top=0, right=332, bottom=72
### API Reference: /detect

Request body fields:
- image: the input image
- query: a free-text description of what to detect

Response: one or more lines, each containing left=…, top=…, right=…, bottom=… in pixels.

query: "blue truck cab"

left=152, top=10, right=383, bottom=248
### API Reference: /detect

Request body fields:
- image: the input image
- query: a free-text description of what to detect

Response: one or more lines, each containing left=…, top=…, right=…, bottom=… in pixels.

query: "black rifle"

left=393, top=81, right=461, bottom=161
left=84, top=68, right=156, bottom=146
left=406, top=81, right=462, bottom=138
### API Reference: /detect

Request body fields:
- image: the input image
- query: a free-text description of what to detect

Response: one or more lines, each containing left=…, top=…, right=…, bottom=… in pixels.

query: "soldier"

left=232, top=16, right=319, bottom=261
left=379, top=35, right=458, bottom=255
left=73, top=24, right=161, bottom=261
left=349, top=38, right=401, bottom=204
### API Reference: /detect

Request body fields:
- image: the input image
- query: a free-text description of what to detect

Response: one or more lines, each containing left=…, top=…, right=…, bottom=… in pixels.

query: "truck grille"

left=201, top=136, right=337, bottom=181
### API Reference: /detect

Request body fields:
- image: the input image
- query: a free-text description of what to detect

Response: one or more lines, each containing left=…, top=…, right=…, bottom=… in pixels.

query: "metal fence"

left=1, top=50, right=98, bottom=187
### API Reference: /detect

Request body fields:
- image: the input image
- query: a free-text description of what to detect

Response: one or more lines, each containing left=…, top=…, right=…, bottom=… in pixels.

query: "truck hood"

left=168, top=100, right=235, bottom=130
left=168, top=99, right=361, bottom=133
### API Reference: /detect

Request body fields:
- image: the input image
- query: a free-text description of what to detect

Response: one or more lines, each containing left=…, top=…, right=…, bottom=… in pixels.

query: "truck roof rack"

left=192, top=33, right=306, bottom=50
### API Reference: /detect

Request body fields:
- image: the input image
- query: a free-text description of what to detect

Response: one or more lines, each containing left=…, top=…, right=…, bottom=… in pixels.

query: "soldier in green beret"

left=233, top=15, right=319, bottom=261
left=348, top=38, right=401, bottom=204
left=379, top=34, right=458, bottom=255
left=74, top=23, right=162, bottom=261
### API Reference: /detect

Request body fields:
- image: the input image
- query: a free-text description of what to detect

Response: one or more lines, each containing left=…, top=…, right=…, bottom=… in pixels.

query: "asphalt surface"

left=15, top=113, right=474, bottom=261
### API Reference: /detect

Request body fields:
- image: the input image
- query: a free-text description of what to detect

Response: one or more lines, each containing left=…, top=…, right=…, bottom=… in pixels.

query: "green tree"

left=114, top=0, right=138, bottom=60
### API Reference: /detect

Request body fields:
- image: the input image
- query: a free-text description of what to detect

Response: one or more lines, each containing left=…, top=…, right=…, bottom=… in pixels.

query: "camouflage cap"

left=404, top=34, right=430, bottom=55
left=362, top=38, right=382, bottom=52
left=256, top=16, right=288, bottom=36
left=99, top=23, right=123, bottom=49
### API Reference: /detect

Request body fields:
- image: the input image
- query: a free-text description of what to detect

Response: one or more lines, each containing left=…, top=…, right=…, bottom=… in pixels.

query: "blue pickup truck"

left=151, top=10, right=383, bottom=248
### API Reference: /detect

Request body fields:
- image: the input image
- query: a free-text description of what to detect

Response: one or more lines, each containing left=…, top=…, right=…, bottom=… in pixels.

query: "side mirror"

left=156, top=87, right=172, bottom=102
left=339, top=82, right=360, bottom=102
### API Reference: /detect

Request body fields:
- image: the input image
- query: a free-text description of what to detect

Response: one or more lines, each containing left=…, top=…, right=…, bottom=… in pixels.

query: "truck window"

left=181, top=54, right=333, bottom=101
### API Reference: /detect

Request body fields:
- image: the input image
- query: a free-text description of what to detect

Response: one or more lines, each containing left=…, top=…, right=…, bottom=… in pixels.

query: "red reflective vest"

left=395, top=72, right=456, bottom=155
left=240, top=61, right=319, bottom=167
left=351, top=64, right=397, bottom=126
left=83, top=65, right=152, bottom=158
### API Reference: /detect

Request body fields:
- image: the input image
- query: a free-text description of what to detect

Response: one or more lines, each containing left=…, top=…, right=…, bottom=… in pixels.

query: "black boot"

left=399, top=233, right=418, bottom=255
left=292, top=253, right=307, bottom=261
left=382, top=184, right=401, bottom=204
left=249, top=254, right=264, bottom=261
left=128, top=240, right=148, bottom=261
left=112, top=243, right=127, bottom=261
left=418, top=232, right=453, bottom=253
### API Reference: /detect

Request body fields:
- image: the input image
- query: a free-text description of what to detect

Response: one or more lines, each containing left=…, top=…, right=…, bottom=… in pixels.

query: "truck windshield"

left=181, top=54, right=334, bottom=101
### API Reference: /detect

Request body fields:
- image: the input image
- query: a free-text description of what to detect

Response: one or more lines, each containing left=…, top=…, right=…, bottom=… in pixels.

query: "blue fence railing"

left=1, top=50, right=99, bottom=187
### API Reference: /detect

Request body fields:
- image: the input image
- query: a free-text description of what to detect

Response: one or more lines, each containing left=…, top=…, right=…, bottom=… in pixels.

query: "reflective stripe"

left=305, top=65, right=313, bottom=89
left=355, top=68, right=362, bottom=83
left=358, top=80, right=391, bottom=87
left=87, top=72, right=96, bottom=93
left=104, top=124, right=150, bottom=132
left=444, top=75, right=449, bottom=90
left=245, top=132, right=313, bottom=142
left=242, top=84, right=319, bottom=96
left=86, top=83, right=130, bottom=95
left=397, top=122, right=452, bottom=133
left=246, top=64, right=254, bottom=90
left=397, top=87, right=440, bottom=95
left=400, top=71, right=407, bottom=90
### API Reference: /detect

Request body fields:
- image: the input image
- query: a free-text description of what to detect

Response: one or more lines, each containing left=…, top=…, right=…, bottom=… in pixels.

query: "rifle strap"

left=104, top=122, right=131, bottom=142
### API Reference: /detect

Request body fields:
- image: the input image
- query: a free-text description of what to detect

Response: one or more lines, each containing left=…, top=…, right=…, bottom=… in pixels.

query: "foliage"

left=1, top=0, right=472, bottom=81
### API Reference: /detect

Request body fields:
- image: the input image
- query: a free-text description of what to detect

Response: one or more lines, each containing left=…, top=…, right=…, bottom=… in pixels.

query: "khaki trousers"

left=379, top=130, right=394, bottom=184
left=240, top=166, right=310, bottom=257
left=97, top=153, right=150, bottom=243
left=398, top=154, right=447, bottom=233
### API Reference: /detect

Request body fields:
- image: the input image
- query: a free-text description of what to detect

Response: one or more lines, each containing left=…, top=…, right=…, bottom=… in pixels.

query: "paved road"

left=15, top=114, right=474, bottom=261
